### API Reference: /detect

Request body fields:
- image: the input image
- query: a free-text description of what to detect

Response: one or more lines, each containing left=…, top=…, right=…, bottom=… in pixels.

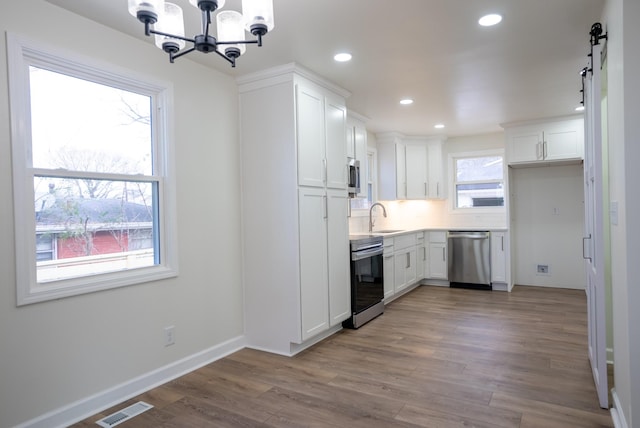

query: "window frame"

left=448, top=149, right=506, bottom=214
left=8, top=33, right=179, bottom=306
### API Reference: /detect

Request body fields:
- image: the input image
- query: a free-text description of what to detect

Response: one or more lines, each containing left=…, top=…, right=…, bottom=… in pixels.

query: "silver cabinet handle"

left=423, top=247, right=426, bottom=261
left=424, top=182, right=427, bottom=197
left=406, top=252, right=410, bottom=268
left=501, top=236, right=504, bottom=251
left=583, top=235, right=592, bottom=261
left=323, top=195, right=328, bottom=219
left=543, top=141, right=548, bottom=159
left=436, top=182, right=440, bottom=197
left=442, top=247, right=445, bottom=261
left=323, top=158, right=327, bottom=184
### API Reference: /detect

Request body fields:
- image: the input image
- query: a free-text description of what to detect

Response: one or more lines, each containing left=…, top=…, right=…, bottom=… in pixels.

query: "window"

left=453, top=154, right=504, bottom=209
left=8, top=34, right=178, bottom=305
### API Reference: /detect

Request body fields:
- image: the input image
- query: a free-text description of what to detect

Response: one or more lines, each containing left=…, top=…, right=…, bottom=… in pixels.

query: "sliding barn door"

left=583, top=41, right=608, bottom=409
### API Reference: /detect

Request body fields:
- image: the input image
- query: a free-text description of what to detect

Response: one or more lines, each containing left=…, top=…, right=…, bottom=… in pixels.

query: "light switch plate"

left=610, top=201, right=619, bottom=226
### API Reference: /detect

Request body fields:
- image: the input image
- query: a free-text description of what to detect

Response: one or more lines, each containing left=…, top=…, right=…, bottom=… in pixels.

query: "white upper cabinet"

left=427, top=140, right=445, bottom=199
left=296, top=84, right=326, bottom=187
left=297, top=86, right=347, bottom=189
left=378, top=133, right=445, bottom=200
left=505, top=117, right=584, bottom=166
left=324, top=95, right=347, bottom=189
left=406, top=144, right=428, bottom=199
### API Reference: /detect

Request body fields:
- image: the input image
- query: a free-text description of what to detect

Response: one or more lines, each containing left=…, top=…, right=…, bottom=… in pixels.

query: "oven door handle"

left=352, top=247, right=384, bottom=261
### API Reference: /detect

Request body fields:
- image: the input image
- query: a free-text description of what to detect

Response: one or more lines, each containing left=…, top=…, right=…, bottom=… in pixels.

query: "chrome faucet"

left=369, top=202, right=387, bottom=232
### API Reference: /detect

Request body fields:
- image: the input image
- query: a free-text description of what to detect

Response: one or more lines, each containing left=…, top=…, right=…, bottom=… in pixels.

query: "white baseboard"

left=610, top=388, right=629, bottom=428
left=15, top=335, right=247, bottom=428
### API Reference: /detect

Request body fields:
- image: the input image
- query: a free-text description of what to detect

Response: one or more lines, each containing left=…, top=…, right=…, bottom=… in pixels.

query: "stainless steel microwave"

left=348, top=158, right=360, bottom=197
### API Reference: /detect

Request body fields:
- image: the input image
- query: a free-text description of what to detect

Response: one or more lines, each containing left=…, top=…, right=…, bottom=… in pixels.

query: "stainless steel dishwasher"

left=447, top=231, right=491, bottom=288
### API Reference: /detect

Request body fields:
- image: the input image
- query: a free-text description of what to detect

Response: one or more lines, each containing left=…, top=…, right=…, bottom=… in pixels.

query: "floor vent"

left=96, top=401, right=153, bottom=427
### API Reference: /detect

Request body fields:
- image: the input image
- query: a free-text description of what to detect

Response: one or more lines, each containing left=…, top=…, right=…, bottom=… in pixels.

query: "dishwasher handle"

left=447, top=232, right=490, bottom=240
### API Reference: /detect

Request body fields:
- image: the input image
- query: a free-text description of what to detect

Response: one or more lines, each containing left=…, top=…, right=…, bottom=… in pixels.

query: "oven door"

left=351, top=248, right=384, bottom=313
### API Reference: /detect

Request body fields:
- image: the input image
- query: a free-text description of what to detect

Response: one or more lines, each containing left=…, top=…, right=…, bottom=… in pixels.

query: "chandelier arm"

left=169, top=47, right=196, bottom=63
left=149, top=29, right=196, bottom=44
left=216, top=39, right=259, bottom=46
left=212, top=48, right=236, bottom=67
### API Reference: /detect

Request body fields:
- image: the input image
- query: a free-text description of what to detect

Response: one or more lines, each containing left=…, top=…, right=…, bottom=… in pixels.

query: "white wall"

left=602, top=0, right=640, bottom=425
left=510, top=164, right=586, bottom=289
left=0, top=3, right=244, bottom=427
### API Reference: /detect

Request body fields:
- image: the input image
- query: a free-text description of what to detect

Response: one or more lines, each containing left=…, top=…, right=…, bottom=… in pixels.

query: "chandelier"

left=128, top=0, right=274, bottom=67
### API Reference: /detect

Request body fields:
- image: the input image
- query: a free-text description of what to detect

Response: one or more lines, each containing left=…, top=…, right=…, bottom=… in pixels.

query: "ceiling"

left=46, top=0, right=604, bottom=137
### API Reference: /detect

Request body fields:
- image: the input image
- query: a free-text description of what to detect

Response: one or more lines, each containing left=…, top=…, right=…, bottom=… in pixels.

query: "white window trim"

left=7, top=33, right=179, bottom=306
left=447, top=148, right=506, bottom=215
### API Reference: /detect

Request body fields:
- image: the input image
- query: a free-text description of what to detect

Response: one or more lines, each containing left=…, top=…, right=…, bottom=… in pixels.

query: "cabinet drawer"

left=428, top=231, right=447, bottom=243
left=394, top=234, right=417, bottom=251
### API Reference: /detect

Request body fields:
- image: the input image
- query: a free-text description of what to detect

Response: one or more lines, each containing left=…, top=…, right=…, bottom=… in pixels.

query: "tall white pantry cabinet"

left=238, top=64, right=351, bottom=356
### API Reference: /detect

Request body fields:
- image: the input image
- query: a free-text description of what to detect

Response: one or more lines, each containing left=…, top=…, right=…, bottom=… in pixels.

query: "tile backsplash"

left=349, top=199, right=507, bottom=233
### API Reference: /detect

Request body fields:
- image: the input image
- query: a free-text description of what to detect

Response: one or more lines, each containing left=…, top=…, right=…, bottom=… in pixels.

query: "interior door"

left=583, top=42, right=608, bottom=409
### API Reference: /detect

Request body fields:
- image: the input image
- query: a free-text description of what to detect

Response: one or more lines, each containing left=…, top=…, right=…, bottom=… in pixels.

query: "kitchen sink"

left=374, top=229, right=404, bottom=234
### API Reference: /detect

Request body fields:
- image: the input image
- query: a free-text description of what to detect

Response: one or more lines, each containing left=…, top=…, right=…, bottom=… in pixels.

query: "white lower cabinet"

left=391, top=233, right=417, bottom=295
left=427, top=231, right=448, bottom=280
left=383, top=238, right=395, bottom=301
left=326, top=189, right=351, bottom=326
left=298, top=187, right=330, bottom=340
left=299, top=187, right=350, bottom=341
left=394, top=248, right=417, bottom=293
left=490, top=231, right=510, bottom=289
left=416, top=232, right=426, bottom=280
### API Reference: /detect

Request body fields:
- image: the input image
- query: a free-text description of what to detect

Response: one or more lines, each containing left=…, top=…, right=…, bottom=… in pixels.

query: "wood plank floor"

left=72, top=285, right=613, bottom=427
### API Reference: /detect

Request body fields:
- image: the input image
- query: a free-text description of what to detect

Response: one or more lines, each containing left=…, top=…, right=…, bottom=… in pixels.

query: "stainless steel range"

left=343, top=235, right=384, bottom=328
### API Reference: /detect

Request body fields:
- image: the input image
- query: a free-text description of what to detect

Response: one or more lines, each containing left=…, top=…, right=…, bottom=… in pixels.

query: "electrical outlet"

left=164, top=326, right=175, bottom=347
left=537, top=264, right=549, bottom=275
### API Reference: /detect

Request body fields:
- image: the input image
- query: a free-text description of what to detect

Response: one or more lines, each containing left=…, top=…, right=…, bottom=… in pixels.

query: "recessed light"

left=575, top=105, right=585, bottom=112
left=334, top=53, right=352, bottom=62
left=400, top=99, right=414, bottom=105
left=434, top=124, right=445, bottom=129
left=479, top=14, right=502, bottom=27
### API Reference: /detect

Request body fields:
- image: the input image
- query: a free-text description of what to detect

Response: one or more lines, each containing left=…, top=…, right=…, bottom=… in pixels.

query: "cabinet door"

left=491, top=232, right=507, bottom=283
left=325, top=95, right=347, bottom=189
left=395, top=143, right=407, bottom=199
left=406, top=145, right=428, bottom=199
left=394, top=249, right=417, bottom=292
left=508, top=128, right=543, bottom=163
left=297, top=85, right=326, bottom=188
left=298, top=187, right=329, bottom=340
left=394, top=252, right=408, bottom=292
left=326, top=189, right=350, bottom=326
left=405, top=248, right=417, bottom=287
left=354, top=123, right=368, bottom=198
left=416, top=243, right=427, bottom=280
left=427, top=141, right=444, bottom=199
left=383, top=252, right=395, bottom=301
left=544, top=124, right=582, bottom=160
left=428, top=243, right=448, bottom=279
left=346, top=124, right=355, bottom=159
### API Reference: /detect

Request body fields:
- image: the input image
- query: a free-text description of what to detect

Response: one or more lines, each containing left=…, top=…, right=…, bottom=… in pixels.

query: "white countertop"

left=349, top=226, right=508, bottom=240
